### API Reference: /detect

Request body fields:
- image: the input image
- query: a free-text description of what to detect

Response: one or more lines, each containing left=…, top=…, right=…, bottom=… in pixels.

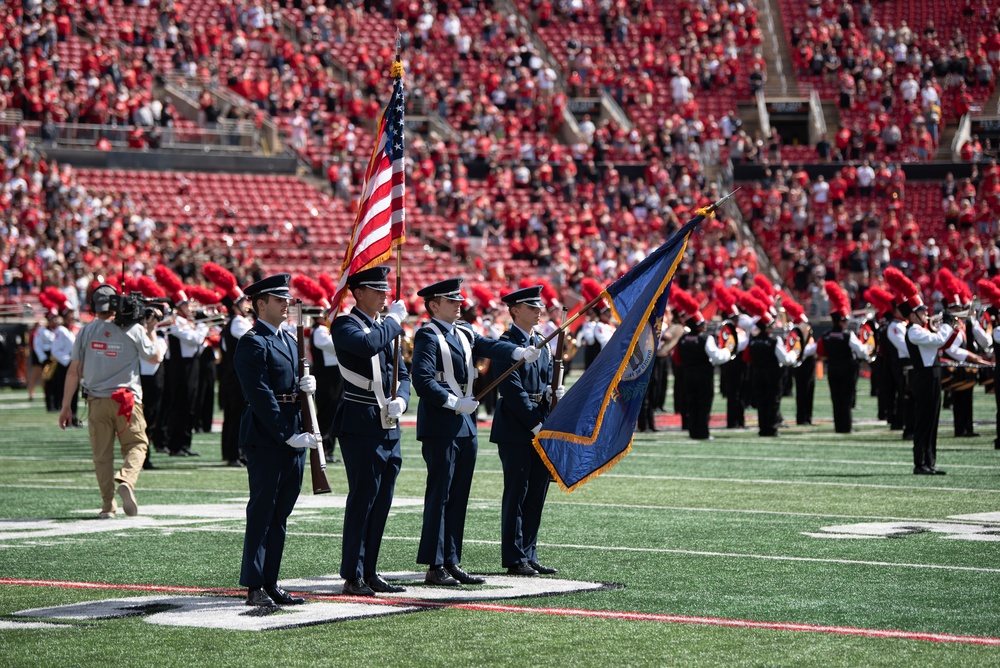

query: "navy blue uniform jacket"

left=489, top=326, right=553, bottom=444
left=234, top=325, right=301, bottom=449
left=330, top=308, right=411, bottom=437
left=412, top=321, right=517, bottom=441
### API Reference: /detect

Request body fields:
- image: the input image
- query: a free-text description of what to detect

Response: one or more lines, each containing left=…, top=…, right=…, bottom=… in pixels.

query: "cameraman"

left=58, top=285, right=163, bottom=519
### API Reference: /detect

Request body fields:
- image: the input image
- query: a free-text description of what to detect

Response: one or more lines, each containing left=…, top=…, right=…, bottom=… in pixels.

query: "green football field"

left=0, top=377, right=998, bottom=667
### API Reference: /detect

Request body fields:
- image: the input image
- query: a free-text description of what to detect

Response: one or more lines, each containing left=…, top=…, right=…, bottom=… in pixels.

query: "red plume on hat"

left=538, top=278, right=560, bottom=308
left=471, top=284, right=497, bottom=310
left=135, top=275, right=166, bottom=299
left=187, top=285, right=221, bottom=306
left=671, top=287, right=704, bottom=325
left=742, top=296, right=774, bottom=326
left=291, top=275, right=331, bottom=310
left=884, top=266, right=922, bottom=310
left=825, top=281, right=851, bottom=318
left=864, top=286, right=895, bottom=316
left=580, top=276, right=607, bottom=311
left=715, top=282, right=739, bottom=317
left=154, top=264, right=188, bottom=304
left=753, top=274, right=775, bottom=298
left=42, top=287, right=70, bottom=313
left=317, top=273, right=338, bottom=300
left=202, top=262, right=243, bottom=302
left=749, top=285, right=772, bottom=309
left=935, top=268, right=966, bottom=308
left=782, top=295, right=808, bottom=324
left=977, top=279, right=1000, bottom=309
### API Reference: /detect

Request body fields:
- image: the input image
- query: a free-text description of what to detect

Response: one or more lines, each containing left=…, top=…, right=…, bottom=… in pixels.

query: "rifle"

left=295, top=300, right=332, bottom=494
left=550, top=307, right=568, bottom=411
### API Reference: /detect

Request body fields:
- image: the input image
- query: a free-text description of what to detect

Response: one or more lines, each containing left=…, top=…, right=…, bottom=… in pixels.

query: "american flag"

left=333, top=69, right=406, bottom=307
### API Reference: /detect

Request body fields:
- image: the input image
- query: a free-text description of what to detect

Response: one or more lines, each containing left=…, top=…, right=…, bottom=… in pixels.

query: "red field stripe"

left=4, top=578, right=998, bottom=646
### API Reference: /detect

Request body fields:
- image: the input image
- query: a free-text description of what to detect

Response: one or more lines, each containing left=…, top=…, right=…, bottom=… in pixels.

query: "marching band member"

left=673, top=288, right=732, bottom=441
left=51, top=306, right=80, bottom=426
left=937, top=270, right=990, bottom=438
left=816, top=282, right=868, bottom=434
left=865, top=286, right=898, bottom=429
left=780, top=294, right=817, bottom=427
left=715, top=283, right=750, bottom=429
left=885, top=268, right=915, bottom=439
left=744, top=297, right=797, bottom=437
left=203, top=262, right=253, bottom=466
left=977, top=279, right=1000, bottom=450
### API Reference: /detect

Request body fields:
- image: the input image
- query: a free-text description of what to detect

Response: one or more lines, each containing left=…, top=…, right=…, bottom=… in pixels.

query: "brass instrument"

left=561, top=335, right=578, bottom=363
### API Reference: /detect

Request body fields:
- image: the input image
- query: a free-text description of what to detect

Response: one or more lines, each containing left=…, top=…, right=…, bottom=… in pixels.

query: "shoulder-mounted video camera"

left=108, top=290, right=170, bottom=327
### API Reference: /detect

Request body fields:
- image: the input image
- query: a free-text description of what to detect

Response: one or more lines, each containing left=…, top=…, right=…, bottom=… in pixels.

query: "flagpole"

left=390, top=39, right=404, bottom=401
left=474, top=188, right=740, bottom=401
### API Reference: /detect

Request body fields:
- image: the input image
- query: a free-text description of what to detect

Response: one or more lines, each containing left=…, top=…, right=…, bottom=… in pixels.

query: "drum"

left=941, top=364, right=978, bottom=392
left=717, top=321, right=739, bottom=354
left=785, top=326, right=804, bottom=363
left=857, top=321, right=876, bottom=363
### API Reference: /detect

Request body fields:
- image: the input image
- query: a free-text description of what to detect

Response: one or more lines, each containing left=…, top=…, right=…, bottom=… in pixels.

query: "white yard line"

left=190, top=526, right=1000, bottom=575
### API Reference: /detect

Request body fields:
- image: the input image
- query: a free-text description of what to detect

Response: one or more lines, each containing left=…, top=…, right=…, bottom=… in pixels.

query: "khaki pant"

left=87, top=397, right=148, bottom=513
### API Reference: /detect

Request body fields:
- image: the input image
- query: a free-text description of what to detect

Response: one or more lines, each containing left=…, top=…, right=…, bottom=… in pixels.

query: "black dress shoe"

left=962, top=432, right=981, bottom=438
left=142, top=461, right=158, bottom=470
left=265, top=586, right=305, bottom=605
left=929, top=468, right=947, bottom=475
left=182, top=449, right=201, bottom=457
left=902, top=432, right=914, bottom=440
left=425, top=565, right=460, bottom=586
left=342, top=578, right=375, bottom=596
left=246, top=588, right=276, bottom=607
left=226, top=459, right=244, bottom=467
left=506, top=563, right=537, bottom=576
left=366, top=574, right=406, bottom=593
left=168, top=450, right=189, bottom=457
left=527, top=561, right=558, bottom=575
left=446, top=564, right=485, bottom=585
left=913, top=466, right=935, bottom=475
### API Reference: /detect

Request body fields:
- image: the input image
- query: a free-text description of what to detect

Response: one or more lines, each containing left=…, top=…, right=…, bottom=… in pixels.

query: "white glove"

left=514, top=346, right=541, bottom=363
left=455, top=397, right=479, bottom=415
left=387, top=397, right=406, bottom=419
left=530, top=423, right=542, bottom=436
left=385, top=300, right=408, bottom=324
left=554, top=385, right=565, bottom=400
left=286, top=432, right=319, bottom=449
left=298, top=374, right=316, bottom=395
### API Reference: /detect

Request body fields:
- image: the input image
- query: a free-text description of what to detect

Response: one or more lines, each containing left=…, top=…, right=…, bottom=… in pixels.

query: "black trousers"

left=339, top=432, right=401, bottom=580
left=195, top=350, right=216, bottom=433
left=720, top=358, right=746, bottom=428
left=313, top=364, right=344, bottom=453
left=685, top=365, right=714, bottom=439
left=878, top=357, right=898, bottom=427
left=894, top=363, right=914, bottom=433
left=165, top=356, right=198, bottom=453
left=827, top=361, right=857, bottom=433
left=673, top=364, right=688, bottom=429
left=52, top=362, right=77, bottom=418
left=416, top=436, right=477, bottom=566
left=497, top=438, right=550, bottom=568
left=753, top=368, right=782, bottom=436
left=951, top=386, right=974, bottom=436
left=219, top=372, right=244, bottom=463
left=795, top=357, right=816, bottom=425
left=141, top=367, right=165, bottom=455
left=910, top=366, right=941, bottom=470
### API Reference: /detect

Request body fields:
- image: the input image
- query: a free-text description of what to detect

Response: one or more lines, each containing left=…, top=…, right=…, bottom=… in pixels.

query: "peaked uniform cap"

left=245, top=273, right=293, bottom=300
left=502, top=285, right=545, bottom=308
left=417, top=278, right=464, bottom=301
left=347, top=266, right=391, bottom=291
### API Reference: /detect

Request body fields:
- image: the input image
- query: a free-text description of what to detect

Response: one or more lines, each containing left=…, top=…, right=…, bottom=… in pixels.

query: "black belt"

left=275, top=393, right=299, bottom=403
left=527, top=393, right=544, bottom=402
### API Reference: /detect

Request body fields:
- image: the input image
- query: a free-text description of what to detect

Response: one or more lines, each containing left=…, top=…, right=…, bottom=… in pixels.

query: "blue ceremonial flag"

left=534, top=211, right=709, bottom=491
